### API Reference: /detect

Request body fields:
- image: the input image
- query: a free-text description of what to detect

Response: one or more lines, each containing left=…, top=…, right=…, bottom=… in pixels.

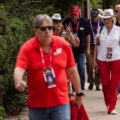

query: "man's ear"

left=34, top=28, right=37, bottom=36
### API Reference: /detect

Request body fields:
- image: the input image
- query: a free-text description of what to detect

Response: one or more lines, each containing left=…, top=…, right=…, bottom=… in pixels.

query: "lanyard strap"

left=90, top=20, right=99, bottom=36
left=53, top=30, right=63, bottom=37
left=69, top=21, right=79, bottom=33
left=39, top=45, right=52, bottom=70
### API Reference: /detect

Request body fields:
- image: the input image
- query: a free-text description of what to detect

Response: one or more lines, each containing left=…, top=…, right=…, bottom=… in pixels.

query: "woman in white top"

left=94, top=9, right=120, bottom=114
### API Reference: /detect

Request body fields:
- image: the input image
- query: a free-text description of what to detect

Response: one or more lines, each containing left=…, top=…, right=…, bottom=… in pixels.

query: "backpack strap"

left=99, top=26, right=103, bottom=34
left=97, top=26, right=103, bottom=46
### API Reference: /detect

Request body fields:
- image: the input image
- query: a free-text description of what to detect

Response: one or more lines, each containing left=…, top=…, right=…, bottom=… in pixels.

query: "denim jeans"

left=28, top=103, right=70, bottom=120
left=75, top=53, right=86, bottom=90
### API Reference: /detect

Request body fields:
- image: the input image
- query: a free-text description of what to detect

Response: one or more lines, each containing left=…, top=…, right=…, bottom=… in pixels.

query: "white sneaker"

left=110, top=109, right=117, bottom=114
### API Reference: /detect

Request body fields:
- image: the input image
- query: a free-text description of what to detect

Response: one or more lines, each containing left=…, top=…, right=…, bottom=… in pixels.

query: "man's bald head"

left=114, top=4, right=120, bottom=19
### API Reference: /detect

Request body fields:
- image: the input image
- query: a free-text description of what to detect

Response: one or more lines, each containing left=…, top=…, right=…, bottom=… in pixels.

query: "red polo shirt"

left=16, top=36, right=75, bottom=108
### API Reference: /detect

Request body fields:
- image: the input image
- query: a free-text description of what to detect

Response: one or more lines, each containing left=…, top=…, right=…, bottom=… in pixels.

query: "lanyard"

left=53, top=30, right=63, bottom=37
left=90, top=20, right=99, bottom=36
left=69, top=21, right=79, bottom=33
left=39, top=44, right=52, bottom=70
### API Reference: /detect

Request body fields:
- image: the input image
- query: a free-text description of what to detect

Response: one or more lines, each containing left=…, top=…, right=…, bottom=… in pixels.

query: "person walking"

left=94, top=9, right=120, bottom=114
left=86, top=9, right=104, bottom=91
left=114, top=4, right=120, bottom=95
left=52, top=13, right=79, bottom=95
left=63, top=5, right=90, bottom=91
left=52, top=13, right=79, bottom=47
left=13, top=14, right=84, bottom=120
left=114, top=4, right=120, bottom=26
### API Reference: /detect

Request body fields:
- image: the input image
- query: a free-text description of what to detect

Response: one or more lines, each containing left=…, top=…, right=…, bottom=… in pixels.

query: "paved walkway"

left=8, top=84, right=120, bottom=120
left=84, top=88, right=120, bottom=120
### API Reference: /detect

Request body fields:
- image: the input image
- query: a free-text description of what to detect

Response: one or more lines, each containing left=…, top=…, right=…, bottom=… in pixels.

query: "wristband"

left=76, top=92, right=85, bottom=97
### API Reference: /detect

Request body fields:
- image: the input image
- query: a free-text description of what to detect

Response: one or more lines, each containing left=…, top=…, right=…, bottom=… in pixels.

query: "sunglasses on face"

left=37, top=26, right=53, bottom=31
left=114, top=10, right=118, bottom=13
left=53, top=20, right=62, bottom=24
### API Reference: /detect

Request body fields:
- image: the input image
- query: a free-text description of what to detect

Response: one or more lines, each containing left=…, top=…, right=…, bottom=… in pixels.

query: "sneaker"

left=117, top=93, right=120, bottom=97
left=88, top=84, right=93, bottom=90
left=110, top=109, right=117, bottom=115
left=96, top=86, right=101, bottom=91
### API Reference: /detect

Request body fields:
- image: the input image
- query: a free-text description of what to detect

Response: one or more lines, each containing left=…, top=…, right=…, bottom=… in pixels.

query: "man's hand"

left=93, top=60, right=98, bottom=68
left=74, top=96, right=83, bottom=108
left=65, top=24, right=71, bottom=34
left=13, top=67, right=26, bottom=92
left=15, top=80, right=26, bottom=92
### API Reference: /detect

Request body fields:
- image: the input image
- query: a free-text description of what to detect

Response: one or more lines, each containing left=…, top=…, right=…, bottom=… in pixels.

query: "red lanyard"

left=39, top=44, right=52, bottom=70
left=53, top=30, right=63, bottom=37
left=90, top=20, right=99, bottom=36
left=69, top=21, right=79, bottom=33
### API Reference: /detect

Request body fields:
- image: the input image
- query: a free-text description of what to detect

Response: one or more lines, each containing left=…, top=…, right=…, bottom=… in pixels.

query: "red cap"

left=70, top=5, right=80, bottom=15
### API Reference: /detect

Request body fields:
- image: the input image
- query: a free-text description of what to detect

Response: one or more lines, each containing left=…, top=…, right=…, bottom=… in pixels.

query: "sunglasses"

left=37, top=26, right=53, bottom=31
left=53, top=20, right=62, bottom=24
left=114, top=10, right=118, bottom=13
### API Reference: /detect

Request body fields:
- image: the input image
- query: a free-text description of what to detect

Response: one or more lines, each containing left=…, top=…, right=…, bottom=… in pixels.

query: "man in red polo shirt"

left=13, top=14, right=83, bottom=120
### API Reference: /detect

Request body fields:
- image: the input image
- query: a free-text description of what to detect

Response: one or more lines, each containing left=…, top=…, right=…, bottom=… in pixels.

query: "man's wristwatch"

left=76, top=92, right=85, bottom=97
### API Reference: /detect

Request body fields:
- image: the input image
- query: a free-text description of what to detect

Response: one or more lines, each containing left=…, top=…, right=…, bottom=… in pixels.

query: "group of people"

left=13, top=3, right=120, bottom=120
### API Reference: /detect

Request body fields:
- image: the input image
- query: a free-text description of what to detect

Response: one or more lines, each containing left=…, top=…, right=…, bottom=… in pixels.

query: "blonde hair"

left=98, top=9, right=103, bottom=15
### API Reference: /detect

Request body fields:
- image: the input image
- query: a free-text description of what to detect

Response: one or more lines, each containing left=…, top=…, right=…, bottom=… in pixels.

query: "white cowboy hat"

left=51, top=13, right=62, bottom=20
left=99, top=9, right=114, bottom=18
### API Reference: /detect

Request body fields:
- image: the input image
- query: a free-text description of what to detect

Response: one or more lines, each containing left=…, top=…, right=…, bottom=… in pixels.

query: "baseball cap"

left=70, top=5, right=80, bottom=15
left=91, top=9, right=99, bottom=17
left=99, top=9, right=114, bottom=18
left=51, top=13, right=62, bottom=20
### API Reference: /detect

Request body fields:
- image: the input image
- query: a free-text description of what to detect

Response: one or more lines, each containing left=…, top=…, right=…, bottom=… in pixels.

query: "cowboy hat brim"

left=99, top=14, right=113, bottom=18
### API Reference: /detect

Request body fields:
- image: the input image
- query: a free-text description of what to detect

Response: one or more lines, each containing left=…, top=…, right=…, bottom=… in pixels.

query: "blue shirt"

left=87, top=19, right=104, bottom=45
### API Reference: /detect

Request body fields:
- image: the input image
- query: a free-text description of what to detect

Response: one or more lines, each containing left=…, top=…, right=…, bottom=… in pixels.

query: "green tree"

left=0, top=9, right=27, bottom=114
left=102, top=0, right=114, bottom=9
left=90, top=0, right=102, bottom=9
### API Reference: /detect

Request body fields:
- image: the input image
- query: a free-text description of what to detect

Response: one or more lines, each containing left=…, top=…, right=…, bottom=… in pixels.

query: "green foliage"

left=0, top=0, right=57, bottom=20
left=0, top=107, right=8, bottom=120
left=54, top=0, right=86, bottom=17
left=0, top=76, right=4, bottom=90
left=17, top=115, right=21, bottom=120
left=4, top=92, right=27, bottom=115
left=0, top=9, right=28, bottom=114
left=90, top=0, right=102, bottom=9
left=113, top=0, right=120, bottom=7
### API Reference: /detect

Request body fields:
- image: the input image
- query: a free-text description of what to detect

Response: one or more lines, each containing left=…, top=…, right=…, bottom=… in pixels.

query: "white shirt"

left=97, top=25, right=120, bottom=61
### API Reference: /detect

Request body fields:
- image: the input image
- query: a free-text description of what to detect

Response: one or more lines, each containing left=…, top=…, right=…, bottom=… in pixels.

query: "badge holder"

left=106, top=47, right=112, bottom=60
left=93, top=34, right=97, bottom=44
left=43, top=68, right=56, bottom=88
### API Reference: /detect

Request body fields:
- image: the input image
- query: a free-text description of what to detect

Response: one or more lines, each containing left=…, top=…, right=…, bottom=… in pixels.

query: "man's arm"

left=13, top=67, right=26, bottom=92
left=93, top=37, right=99, bottom=68
left=86, top=34, right=91, bottom=57
left=67, top=66, right=83, bottom=108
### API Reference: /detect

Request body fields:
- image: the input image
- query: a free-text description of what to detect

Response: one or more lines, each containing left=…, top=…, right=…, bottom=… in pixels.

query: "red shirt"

left=16, top=36, right=75, bottom=108
left=70, top=99, right=89, bottom=120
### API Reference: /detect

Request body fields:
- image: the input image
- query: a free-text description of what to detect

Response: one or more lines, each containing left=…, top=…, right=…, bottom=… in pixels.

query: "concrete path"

left=8, top=85, right=120, bottom=120
left=84, top=89, right=120, bottom=120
